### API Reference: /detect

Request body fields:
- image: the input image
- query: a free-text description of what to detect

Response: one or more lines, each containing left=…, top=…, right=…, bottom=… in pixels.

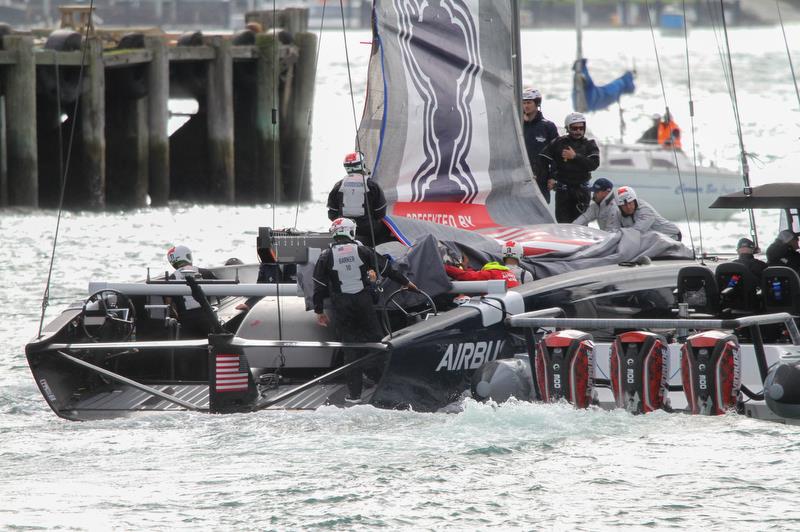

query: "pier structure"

left=0, top=6, right=316, bottom=209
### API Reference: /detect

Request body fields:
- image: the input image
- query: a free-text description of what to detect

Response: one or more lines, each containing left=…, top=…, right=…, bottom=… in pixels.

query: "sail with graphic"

left=358, top=1, right=555, bottom=229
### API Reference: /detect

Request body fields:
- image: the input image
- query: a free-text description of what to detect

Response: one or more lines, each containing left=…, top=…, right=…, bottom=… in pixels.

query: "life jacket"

left=331, top=242, right=366, bottom=294
left=172, top=265, right=202, bottom=311
left=507, top=264, right=534, bottom=284
left=657, top=120, right=682, bottom=149
left=339, top=173, right=367, bottom=218
left=481, top=262, right=521, bottom=288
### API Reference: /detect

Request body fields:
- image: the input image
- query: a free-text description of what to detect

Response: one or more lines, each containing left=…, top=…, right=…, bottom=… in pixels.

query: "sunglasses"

left=569, top=125, right=586, bottom=131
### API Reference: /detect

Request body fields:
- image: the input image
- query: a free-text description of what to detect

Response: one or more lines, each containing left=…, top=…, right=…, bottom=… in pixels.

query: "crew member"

left=502, top=240, right=534, bottom=284
left=637, top=113, right=661, bottom=144
left=536, top=112, right=600, bottom=223
left=521, top=87, right=558, bottom=203
left=608, top=186, right=682, bottom=241
left=572, top=177, right=617, bottom=231
left=766, top=230, right=800, bottom=272
left=656, top=110, right=682, bottom=149
left=313, top=218, right=417, bottom=401
left=445, top=259, right=520, bottom=288
left=733, top=237, right=767, bottom=279
left=165, top=244, right=217, bottom=338
left=327, top=151, right=388, bottom=247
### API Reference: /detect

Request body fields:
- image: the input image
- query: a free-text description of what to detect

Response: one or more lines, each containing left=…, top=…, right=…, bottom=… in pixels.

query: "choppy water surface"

left=2, top=25, right=800, bottom=529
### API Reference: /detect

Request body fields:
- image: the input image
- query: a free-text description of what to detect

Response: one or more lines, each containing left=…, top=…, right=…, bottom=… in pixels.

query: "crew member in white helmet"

left=502, top=240, right=534, bottom=284
left=535, top=112, right=600, bottom=223
left=165, top=245, right=217, bottom=338
left=521, top=87, right=558, bottom=203
left=313, top=217, right=417, bottom=401
left=607, top=186, right=682, bottom=241
left=326, top=151, right=388, bottom=247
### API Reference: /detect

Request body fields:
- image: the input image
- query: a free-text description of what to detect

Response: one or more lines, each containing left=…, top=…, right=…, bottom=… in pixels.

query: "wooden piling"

left=146, top=35, right=170, bottom=206
left=79, top=37, right=105, bottom=209
left=106, top=70, right=149, bottom=207
left=282, top=31, right=316, bottom=202
left=0, top=96, right=6, bottom=207
left=3, top=35, right=38, bottom=207
left=255, top=32, right=280, bottom=203
left=206, top=36, right=235, bottom=203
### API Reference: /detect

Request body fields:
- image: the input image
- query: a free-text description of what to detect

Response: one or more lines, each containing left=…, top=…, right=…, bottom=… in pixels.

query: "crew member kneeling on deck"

left=166, top=245, right=217, bottom=338
left=608, top=186, right=682, bottom=241
left=444, top=258, right=520, bottom=288
left=313, top=218, right=417, bottom=401
left=327, top=151, right=388, bottom=247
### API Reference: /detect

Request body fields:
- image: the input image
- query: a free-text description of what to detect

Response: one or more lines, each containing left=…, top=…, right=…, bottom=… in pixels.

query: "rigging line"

left=705, top=2, right=735, bottom=102
left=681, top=0, right=704, bottom=260
left=271, top=0, right=285, bottom=368
left=339, top=0, right=379, bottom=273
left=293, top=0, right=329, bottom=229
left=719, top=0, right=758, bottom=248
left=644, top=0, right=695, bottom=258
left=37, top=0, right=97, bottom=338
left=777, top=1, right=800, bottom=113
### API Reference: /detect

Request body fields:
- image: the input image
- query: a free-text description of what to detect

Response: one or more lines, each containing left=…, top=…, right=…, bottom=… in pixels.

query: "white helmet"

left=565, top=112, right=587, bottom=128
left=615, top=186, right=637, bottom=205
left=167, top=245, right=193, bottom=268
left=343, top=151, right=366, bottom=174
left=330, top=217, right=357, bottom=239
left=522, top=87, right=541, bottom=101
left=502, top=240, right=524, bottom=261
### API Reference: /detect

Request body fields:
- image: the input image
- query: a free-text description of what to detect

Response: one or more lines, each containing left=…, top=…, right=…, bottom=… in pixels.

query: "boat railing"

left=506, top=312, right=800, bottom=346
left=87, top=279, right=507, bottom=299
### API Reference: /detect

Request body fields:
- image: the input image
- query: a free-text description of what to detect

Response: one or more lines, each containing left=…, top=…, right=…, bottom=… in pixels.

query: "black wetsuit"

left=536, top=134, right=600, bottom=223
left=733, top=254, right=767, bottom=280
left=522, top=111, right=558, bottom=203
left=312, top=238, right=409, bottom=398
left=766, top=240, right=800, bottom=273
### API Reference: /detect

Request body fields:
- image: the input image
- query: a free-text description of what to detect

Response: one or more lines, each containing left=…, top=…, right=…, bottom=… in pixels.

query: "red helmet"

left=343, top=151, right=365, bottom=174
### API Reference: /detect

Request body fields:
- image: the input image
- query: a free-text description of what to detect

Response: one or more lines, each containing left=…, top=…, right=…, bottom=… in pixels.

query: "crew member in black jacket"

left=521, top=87, right=558, bottom=203
left=313, top=218, right=417, bottom=400
left=536, top=112, right=600, bottom=223
left=766, top=230, right=800, bottom=273
left=327, top=151, right=388, bottom=247
left=733, top=237, right=767, bottom=279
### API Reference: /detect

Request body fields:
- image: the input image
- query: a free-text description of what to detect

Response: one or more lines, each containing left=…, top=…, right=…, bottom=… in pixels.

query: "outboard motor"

left=680, top=331, right=741, bottom=415
left=535, top=330, right=594, bottom=408
left=610, top=331, right=669, bottom=414
left=764, top=356, right=800, bottom=419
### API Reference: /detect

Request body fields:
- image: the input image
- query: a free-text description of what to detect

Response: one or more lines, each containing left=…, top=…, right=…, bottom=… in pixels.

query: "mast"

left=573, top=0, right=588, bottom=112
left=511, top=0, right=523, bottom=119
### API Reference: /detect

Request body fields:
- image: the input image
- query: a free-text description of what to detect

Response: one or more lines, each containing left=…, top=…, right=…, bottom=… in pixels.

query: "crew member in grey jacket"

left=572, top=177, right=616, bottom=231
left=608, top=186, right=682, bottom=241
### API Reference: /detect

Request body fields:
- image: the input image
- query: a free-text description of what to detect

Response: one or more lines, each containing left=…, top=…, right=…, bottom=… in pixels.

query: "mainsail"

left=358, top=0, right=556, bottom=236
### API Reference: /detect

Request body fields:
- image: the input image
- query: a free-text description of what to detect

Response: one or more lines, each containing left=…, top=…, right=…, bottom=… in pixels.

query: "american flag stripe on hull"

left=215, top=354, right=249, bottom=392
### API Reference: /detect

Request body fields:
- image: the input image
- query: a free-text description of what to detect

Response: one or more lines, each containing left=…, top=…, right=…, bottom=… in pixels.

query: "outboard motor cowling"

left=535, top=330, right=594, bottom=408
left=680, top=331, right=740, bottom=415
left=610, top=331, right=669, bottom=414
left=764, top=357, right=800, bottom=419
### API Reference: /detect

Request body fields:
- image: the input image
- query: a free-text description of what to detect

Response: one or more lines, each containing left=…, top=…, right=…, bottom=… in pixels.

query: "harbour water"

left=2, top=25, right=800, bottom=529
